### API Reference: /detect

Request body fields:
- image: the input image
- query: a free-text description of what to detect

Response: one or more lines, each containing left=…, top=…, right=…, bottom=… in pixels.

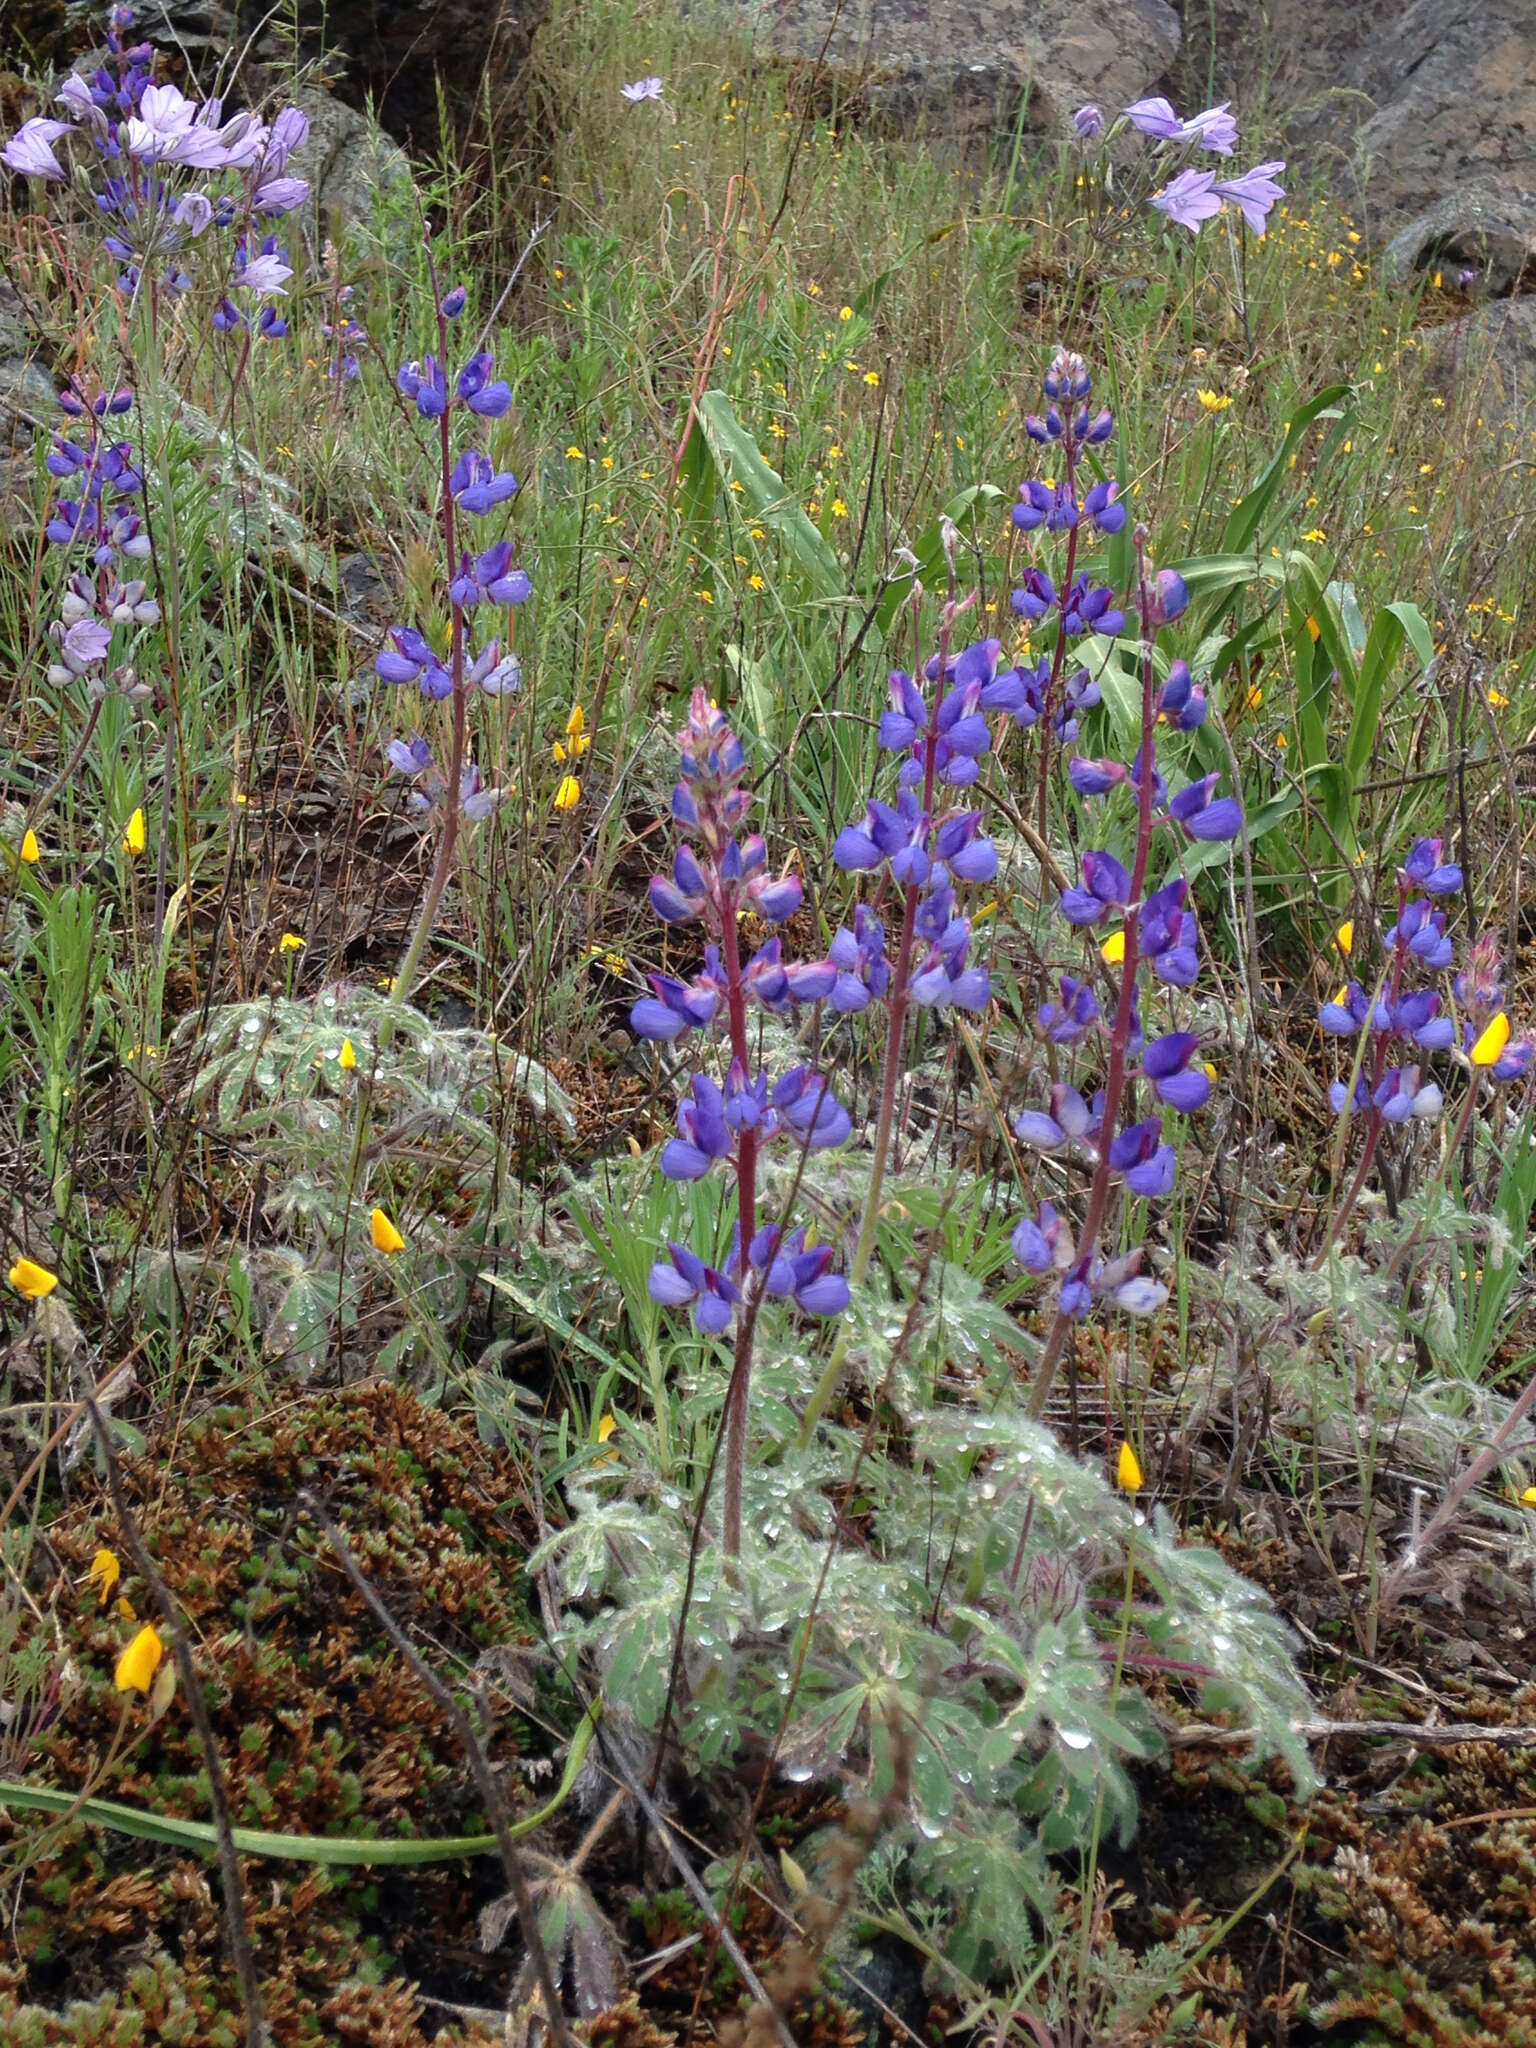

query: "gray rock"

left=279, top=83, right=412, bottom=234
left=713, top=0, right=1180, bottom=141
left=1421, top=297, right=1536, bottom=426
left=0, top=283, right=54, bottom=525
left=1382, top=177, right=1536, bottom=297
left=1284, top=0, right=1536, bottom=234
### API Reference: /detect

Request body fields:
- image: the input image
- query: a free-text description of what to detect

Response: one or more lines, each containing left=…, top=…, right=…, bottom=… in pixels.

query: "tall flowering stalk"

left=1008, top=350, right=1127, bottom=836
left=630, top=694, right=853, bottom=1557
left=1317, top=869, right=1532, bottom=1258
left=374, top=284, right=528, bottom=1008
left=1013, top=521, right=1242, bottom=1419
left=1067, top=95, right=1286, bottom=240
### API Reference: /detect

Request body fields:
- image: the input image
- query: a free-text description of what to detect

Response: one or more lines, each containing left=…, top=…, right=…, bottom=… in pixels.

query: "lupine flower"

left=649, top=1240, right=738, bottom=1334
left=1037, top=975, right=1100, bottom=1044
left=1142, top=1033, right=1211, bottom=1111
left=1015, top=1084, right=1103, bottom=1157
left=1168, top=773, right=1243, bottom=842
left=1108, top=1117, right=1177, bottom=1197
left=455, top=351, right=513, bottom=418
left=450, top=541, right=532, bottom=608
left=1156, top=660, right=1206, bottom=729
left=1060, top=849, right=1130, bottom=927
left=114, top=1623, right=164, bottom=1694
left=8, top=1257, right=59, bottom=1300
left=1012, top=1201, right=1073, bottom=1274
left=1140, top=881, right=1200, bottom=986
left=450, top=450, right=520, bottom=513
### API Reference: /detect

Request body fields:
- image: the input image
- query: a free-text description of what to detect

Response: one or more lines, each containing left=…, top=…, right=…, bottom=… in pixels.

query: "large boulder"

left=1283, top=0, right=1536, bottom=235
left=716, top=0, right=1181, bottom=141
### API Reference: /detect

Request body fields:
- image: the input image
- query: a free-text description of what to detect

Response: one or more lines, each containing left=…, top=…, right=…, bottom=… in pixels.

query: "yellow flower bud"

left=115, top=1623, right=165, bottom=1694
left=1470, top=1013, right=1511, bottom=1068
left=370, top=1207, right=405, bottom=1254
left=1116, top=1441, right=1144, bottom=1493
left=86, top=1548, right=121, bottom=1605
left=1334, top=921, right=1353, bottom=956
left=8, top=1257, right=59, bottom=1300
left=123, top=807, right=146, bottom=856
left=338, top=1038, right=357, bottom=1071
left=1100, top=929, right=1126, bottom=966
left=553, top=774, right=581, bottom=812
left=19, top=829, right=40, bottom=864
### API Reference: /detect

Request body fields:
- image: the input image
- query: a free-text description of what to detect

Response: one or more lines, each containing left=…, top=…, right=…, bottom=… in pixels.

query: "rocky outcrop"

left=714, top=0, right=1181, bottom=140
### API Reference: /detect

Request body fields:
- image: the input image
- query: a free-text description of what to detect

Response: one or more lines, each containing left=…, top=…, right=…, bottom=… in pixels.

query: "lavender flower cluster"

left=632, top=692, right=852, bottom=1331
left=1071, top=94, right=1285, bottom=238
left=2, top=6, right=309, bottom=329
left=375, top=291, right=530, bottom=815
left=44, top=384, right=159, bottom=699
left=1320, top=841, right=1533, bottom=1123
left=1008, top=351, right=1244, bottom=1326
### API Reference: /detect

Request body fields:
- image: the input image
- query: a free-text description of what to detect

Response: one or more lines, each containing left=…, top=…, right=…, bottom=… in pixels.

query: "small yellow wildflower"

left=1522, top=1486, right=1536, bottom=1507
left=1470, top=1013, right=1511, bottom=1068
left=1100, top=929, right=1126, bottom=966
left=1116, top=1442, right=1144, bottom=1493
left=8, top=1257, right=58, bottom=1301
left=831, top=498, right=848, bottom=518
left=279, top=932, right=305, bottom=954
left=748, top=574, right=765, bottom=591
left=1489, top=688, right=1509, bottom=709
left=863, top=370, right=880, bottom=386
left=123, top=807, right=146, bottom=856
left=338, top=1038, right=358, bottom=1071
left=85, top=1549, right=121, bottom=1606
left=19, top=829, right=40, bottom=864
left=565, top=445, right=585, bottom=460
left=553, top=774, right=582, bottom=812
left=370, top=1207, right=406, bottom=1254
left=115, top=1624, right=164, bottom=1695
left=1334, top=921, right=1354, bottom=956
left=553, top=703, right=591, bottom=764
left=1303, top=527, right=1328, bottom=544
left=597, top=1412, right=618, bottom=1443
left=1196, top=389, right=1233, bottom=413
left=839, top=305, right=853, bottom=321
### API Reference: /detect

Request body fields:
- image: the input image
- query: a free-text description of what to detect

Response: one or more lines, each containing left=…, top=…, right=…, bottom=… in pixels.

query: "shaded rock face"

left=245, top=0, right=550, bottom=153
left=718, top=0, right=1181, bottom=139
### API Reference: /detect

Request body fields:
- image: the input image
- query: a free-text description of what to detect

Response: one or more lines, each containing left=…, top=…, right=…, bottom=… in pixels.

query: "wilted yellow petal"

left=1470, top=1013, right=1511, bottom=1068
left=8, top=1257, right=59, bottom=1301
left=1100, top=929, right=1126, bottom=966
left=19, top=829, right=40, bottom=864
left=1116, top=1441, right=1144, bottom=1493
left=115, top=1623, right=164, bottom=1694
left=338, top=1038, right=357, bottom=1071
left=86, top=1548, right=121, bottom=1606
left=1334, top=921, right=1354, bottom=956
left=370, top=1207, right=405, bottom=1253
left=115, top=1595, right=137, bottom=1622
left=123, top=807, right=146, bottom=856
left=553, top=774, right=581, bottom=812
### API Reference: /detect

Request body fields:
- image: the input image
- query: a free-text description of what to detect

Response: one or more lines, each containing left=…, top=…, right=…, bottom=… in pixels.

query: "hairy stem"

left=719, top=891, right=756, bottom=1560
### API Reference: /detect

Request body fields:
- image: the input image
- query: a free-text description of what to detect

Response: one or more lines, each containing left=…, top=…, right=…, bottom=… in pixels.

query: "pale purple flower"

left=1180, top=102, right=1238, bottom=155
left=1072, top=104, right=1105, bottom=140
left=1213, top=160, right=1286, bottom=236
left=621, top=76, right=664, bottom=102
left=239, top=248, right=292, bottom=297
left=1150, top=168, right=1223, bottom=233
left=3, top=118, right=70, bottom=180
left=1122, top=96, right=1183, bottom=141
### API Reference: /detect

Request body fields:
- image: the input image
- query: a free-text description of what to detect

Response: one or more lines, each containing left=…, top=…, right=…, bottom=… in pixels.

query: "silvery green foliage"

left=174, top=986, right=575, bottom=1145
left=536, top=1397, right=1313, bottom=1977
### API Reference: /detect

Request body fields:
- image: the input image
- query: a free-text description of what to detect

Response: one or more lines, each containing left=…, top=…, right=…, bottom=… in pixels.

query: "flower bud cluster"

left=42, top=384, right=159, bottom=697
left=1320, top=840, right=1533, bottom=1117
left=634, top=692, right=852, bottom=1335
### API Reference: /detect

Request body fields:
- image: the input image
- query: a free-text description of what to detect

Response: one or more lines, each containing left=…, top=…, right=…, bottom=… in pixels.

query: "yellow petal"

left=123, top=807, right=146, bottom=856
left=1116, top=1441, right=1144, bottom=1493
left=86, top=1548, right=121, bottom=1605
left=553, top=774, right=581, bottom=812
left=279, top=931, right=305, bottom=953
left=565, top=703, right=586, bottom=740
left=1334, top=921, right=1353, bottom=956
left=19, top=829, right=40, bottom=864
left=1470, top=1013, right=1511, bottom=1068
left=338, top=1038, right=357, bottom=1071
left=597, top=1413, right=618, bottom=1443
left=1522, top=1486, right=1536, bottom=1507
left=114, top=1623, right=165, bottom=1694
left=370, top=1207, right=405, bottom=1253
left=1100, top=929, right=1126, bottom=966
left=8, top=1257, right=59, bottom=1301
left=115, top=1595, right=137, bottom=1622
